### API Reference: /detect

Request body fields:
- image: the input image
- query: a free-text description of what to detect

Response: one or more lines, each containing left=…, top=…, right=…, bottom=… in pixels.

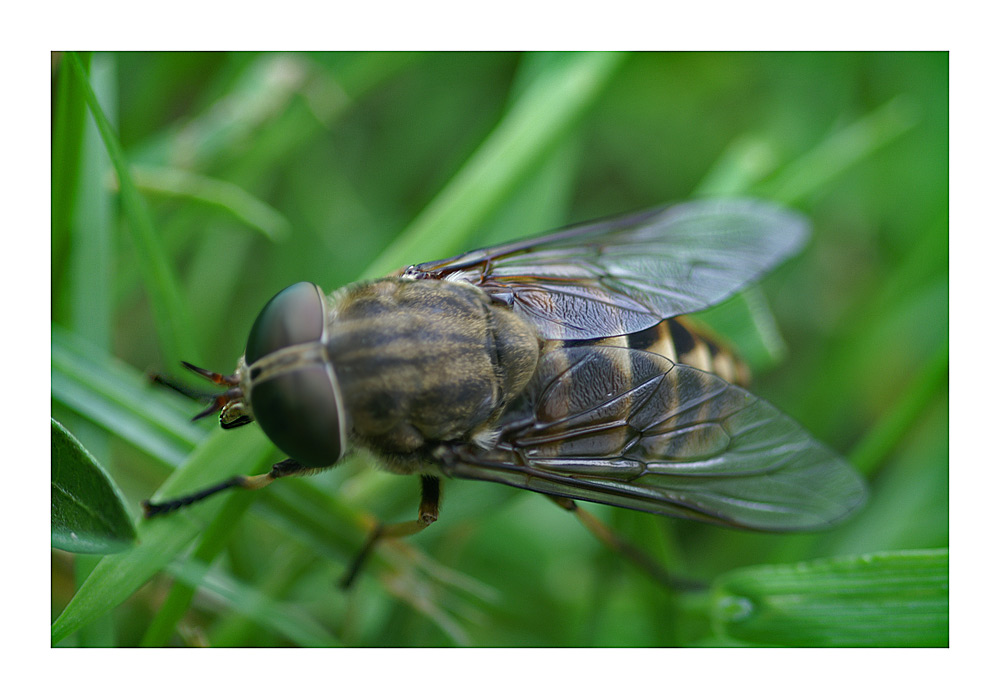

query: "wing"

left=402, top=199, right=809, bottom=341
left=441, top=346, right=867, bottom=531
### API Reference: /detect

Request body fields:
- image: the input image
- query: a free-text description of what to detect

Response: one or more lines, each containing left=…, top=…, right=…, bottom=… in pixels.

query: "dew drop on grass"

left=718, top=595, right=754, bottom=622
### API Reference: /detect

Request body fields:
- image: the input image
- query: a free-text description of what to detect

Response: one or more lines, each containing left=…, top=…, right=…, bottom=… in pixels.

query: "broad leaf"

left=51, top=418, right=137, bottom=554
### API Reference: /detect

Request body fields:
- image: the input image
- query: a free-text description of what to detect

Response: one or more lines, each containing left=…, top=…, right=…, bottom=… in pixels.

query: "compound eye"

left=250, top=365, right=345, bottom=467
left=245, top=282, right=326, bottom=364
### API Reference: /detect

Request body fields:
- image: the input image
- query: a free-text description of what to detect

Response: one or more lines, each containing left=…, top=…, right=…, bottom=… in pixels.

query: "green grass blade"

left=51, top=325, right=205, bottom=466
left=129, top=165, right=291, bottom=242
left=71, top=556, right=116, bottom=647
left=51, top=427, right=274, bottom=644
left=66, top=53, right=117, bottom=352
left=362, top=51, right=626, bottom=277
left=64, top=52, right=196, bottom=369
left=130, top=54, right=351, bottom=169
left=139, top=491, right=258, bottom=646
left=693, top=135, right=780, bottom=197
left=471, top=136, right=580, bottom=248
left=169, top=558, right=341, bottom=647
left=51, top=52, right=90, bottom=304
left=849, top=339, right=948, bottom=476
left=757, top=94, right=920, bottom=205
left=711, top=549, right=948, bottom=647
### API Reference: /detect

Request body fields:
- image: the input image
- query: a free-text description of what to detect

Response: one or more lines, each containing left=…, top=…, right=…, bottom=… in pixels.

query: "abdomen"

left=546, top=317, right=749, bottom=386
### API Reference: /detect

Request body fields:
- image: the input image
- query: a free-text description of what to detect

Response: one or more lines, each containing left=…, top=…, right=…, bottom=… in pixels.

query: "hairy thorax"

left=324, top=278, right=539, bottom=471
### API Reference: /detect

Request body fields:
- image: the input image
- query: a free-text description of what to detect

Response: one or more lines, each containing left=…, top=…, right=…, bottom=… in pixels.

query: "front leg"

left=143, top=458, right=319, bottom=518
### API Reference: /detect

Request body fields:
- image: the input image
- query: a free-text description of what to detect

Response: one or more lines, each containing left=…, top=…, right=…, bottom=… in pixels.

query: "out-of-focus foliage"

left=52, top=51, right=947, bottom=647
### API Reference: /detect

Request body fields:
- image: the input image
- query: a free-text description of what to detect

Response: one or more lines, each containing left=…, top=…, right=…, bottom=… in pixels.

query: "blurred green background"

left=51, top=51, right=947, bottom=647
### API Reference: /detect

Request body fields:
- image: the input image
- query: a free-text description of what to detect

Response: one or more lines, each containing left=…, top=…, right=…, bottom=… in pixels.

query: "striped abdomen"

left=492, top=319, right=752, bottom=469
left=546, top=317, right=750, bottom=387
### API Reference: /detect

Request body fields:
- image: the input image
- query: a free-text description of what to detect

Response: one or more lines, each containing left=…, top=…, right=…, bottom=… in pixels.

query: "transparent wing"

left=403, top=199, right=809, bottom=340
left=442, top=346, right=867, bottom=531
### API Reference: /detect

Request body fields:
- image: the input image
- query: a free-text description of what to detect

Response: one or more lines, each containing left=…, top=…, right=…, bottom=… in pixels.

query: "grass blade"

left=51, top=427, right=274, bottom=644
left=710, top=549, right=948, bottom=647
left=51, top=52, right=89, bottom=301
left=850, top=339, right=948, bottom=476
left=139, top=490, right=258, bottom=646
left=51, top=325, right=204, bottom=467
left=64, top=52, right=196, bottom=368
left=757, top=94, right=920, bottom=205
left=362, top=51, right=625, bottom=277
left=169, top=558, right=340, bottom=647
left=128, top=165, right=291, bottom=242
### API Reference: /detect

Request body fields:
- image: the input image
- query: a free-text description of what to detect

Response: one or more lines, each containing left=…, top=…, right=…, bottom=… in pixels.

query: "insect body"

left=146, top=199, right=867, bottom=568
left=325, top=278, right=539, bottom=466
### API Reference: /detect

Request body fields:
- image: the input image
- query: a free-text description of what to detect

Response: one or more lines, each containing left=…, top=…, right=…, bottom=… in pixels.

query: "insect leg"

left=339, top=475, right=440, bottom=589
left=547, top=496, right=700, bottom=590
left=142, top=458, right=315, bottom=518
